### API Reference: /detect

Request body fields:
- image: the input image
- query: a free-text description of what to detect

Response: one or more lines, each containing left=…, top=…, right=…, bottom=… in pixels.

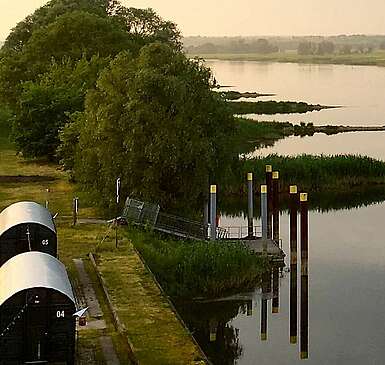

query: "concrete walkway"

left=99, top=336, right=121, bottom=365
left=73, top=258, right=103, bottom=318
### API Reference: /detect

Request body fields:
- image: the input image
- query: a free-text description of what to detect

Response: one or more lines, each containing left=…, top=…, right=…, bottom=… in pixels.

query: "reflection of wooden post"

left=260, top=270, right=270, bottom=341
left=272, top=171, right=279, bottom=241
left=247, top=173, right=254, bottom=237
left=265, top=165, right=272, bottom=239
left=272, top=265, right=279, bottom=313
left=300, top=193, right=309, bottom=359
left=290, top=261, right=298, bottom=344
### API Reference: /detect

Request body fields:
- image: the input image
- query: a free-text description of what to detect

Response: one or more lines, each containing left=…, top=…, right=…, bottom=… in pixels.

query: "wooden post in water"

left=260, top=185, right=268, bottom=252
left=289, top=185, right=298, bottom=344
left=272, top=171, right=280, bottom=242
left=210, top=185, right=217, bottom=240
left=300, top=193, right=309, bottom=359
left=247, top=172, right=254, bottom=238
left=265, top=165, right=273, bottom=239
left=272, top=265, right=280, bottom=313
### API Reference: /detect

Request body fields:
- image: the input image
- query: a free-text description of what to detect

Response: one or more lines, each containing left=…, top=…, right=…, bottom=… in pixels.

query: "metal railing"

left=219, top=225, right=262, bottom=239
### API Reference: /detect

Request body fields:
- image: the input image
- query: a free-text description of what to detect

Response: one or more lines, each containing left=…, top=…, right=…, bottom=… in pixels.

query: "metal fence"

left=123, top=198, right=160, bottom=227
left=122, top=197, right=229, bottom=241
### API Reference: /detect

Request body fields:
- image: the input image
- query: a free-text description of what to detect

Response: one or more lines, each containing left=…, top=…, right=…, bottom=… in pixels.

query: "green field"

left=188, top=50, right=385, bottom=67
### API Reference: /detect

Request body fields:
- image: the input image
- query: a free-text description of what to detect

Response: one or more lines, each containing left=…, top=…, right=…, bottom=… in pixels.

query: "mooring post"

left=247, top=172, right=254, bottom=238
left=289, top=185, right=298, bottom=344
left=272, top=265, right=280, bottom=313
left=272, top=171, right=280, bottom=242
left=210, top=185, right=217, bottom=240
left=290, top=185, right=298, bottom=264
left=260, top=185, right=268, bottom=252
left=45, top=188, right=49, bottom=209
left=203, top=198, right=209, bottom=239
left=265, top=165, right=273, bottom=239
left=300, top=192, right=309, bottom=359
left=72, top=197, right=79, bottom=226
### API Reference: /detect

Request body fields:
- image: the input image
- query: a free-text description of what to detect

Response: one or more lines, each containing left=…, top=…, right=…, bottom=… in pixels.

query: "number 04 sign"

left=56, top=310, right=65, bottom=318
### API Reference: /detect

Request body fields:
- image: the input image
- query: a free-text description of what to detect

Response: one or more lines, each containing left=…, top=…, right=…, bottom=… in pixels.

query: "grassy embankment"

left=0, top=124, right=207, bottom=364
left=232, top=154, right=385, bottom=195
left=234, top=117, right=385, bottom=154
left=189, top=50, right=385, bottom=67
left=228, top=100, right=334, bottom=115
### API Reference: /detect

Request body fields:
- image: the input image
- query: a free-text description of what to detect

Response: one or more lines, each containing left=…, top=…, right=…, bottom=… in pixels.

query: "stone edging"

left=132, top=246, right=211, bottom=365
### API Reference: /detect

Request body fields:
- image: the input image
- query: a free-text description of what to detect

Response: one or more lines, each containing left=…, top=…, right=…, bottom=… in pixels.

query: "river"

left=206, top=60, right=385, bottom=126
left=175, top=61, right=385, bottom=364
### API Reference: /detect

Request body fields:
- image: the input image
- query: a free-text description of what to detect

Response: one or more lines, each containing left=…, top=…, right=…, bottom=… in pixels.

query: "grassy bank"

left=0, top=129, right=208, bottom=364
left=234, top=154, right=385, bottom=194
left=234, top=117, right=385, bottom=154
left=189, top=50, right=385, bottom=67
left=125, top=227, right=269, bottom=299
left=229, top=100, right=332, bottom=115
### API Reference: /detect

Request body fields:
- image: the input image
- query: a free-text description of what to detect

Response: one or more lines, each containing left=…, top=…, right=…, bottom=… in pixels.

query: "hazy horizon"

left=3, top=1, right=385, bottom=40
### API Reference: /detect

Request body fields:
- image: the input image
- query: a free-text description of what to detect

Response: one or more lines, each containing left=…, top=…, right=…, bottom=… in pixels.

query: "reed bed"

left=128, top=227, right=268, bottom=299
left=239, top=154, right=385, bottom=192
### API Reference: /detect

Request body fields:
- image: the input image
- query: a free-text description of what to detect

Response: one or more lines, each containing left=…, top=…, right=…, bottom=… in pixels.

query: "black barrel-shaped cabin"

left=0, top=251, right=76, bottom=364
left=0, top=201, right=57, bottom=266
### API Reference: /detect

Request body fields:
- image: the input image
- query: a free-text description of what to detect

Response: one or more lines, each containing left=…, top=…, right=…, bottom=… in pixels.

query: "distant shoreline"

left=187, top=52, right=385, bottom=67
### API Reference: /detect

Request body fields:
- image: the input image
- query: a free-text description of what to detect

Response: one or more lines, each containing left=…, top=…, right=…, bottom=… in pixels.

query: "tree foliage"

left=0, top=0, right=181, bottom=159
left=71, top=44, right=235, bottom=212
left=13, top=56, right=108, bottom=159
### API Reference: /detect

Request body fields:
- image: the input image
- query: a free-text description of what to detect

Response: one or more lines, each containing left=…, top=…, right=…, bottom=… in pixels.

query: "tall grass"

left=239, top=154, right=385, bottom=192
left=229, top=100, right=326, bottom=115
left=128, top=227, right=269, bottom=299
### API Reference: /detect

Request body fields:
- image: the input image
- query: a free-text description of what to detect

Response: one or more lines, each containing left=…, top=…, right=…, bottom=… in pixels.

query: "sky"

left=2, top=0, right=385, bottom=40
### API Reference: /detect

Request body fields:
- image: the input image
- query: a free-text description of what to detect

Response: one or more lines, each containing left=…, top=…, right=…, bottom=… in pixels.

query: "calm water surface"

left=180, top=202, right=385, bottom=364
left=179, top=60, right=385, bottom=364
left=207, top=60, right=385, bottom=160
left=207, top=60, right=385, bottom=126
left=248, top=131, right=385, bottom=161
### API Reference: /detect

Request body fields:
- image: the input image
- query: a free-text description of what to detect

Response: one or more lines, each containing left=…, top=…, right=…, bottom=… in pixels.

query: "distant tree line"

left=186, top=38, right=279, bottom=54
left=184, top=35, right=385, bottom=55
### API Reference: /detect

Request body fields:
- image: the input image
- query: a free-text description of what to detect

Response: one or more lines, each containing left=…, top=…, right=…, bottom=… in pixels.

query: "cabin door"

left=24, top=290, right=49, bottom=363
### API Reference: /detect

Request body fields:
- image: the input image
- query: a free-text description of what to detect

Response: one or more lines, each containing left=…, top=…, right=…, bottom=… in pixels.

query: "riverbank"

left=229, top=100, right=335, bottom=115
left=0, top=131, right=207, bottom=364
left=234, top=117, right=385, bottom=154
left=189, top=51, right=385, bottom=67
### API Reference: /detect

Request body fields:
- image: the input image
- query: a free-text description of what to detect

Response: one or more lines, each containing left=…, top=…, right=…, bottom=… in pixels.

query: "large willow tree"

left=0, top=0, right=181, bottom=159
left=71, top=43, right=236, bottom=212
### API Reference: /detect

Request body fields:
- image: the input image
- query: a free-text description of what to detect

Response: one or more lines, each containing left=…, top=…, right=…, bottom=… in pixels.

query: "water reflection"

left=177, top=300, right=246, bottom=364
left=248, top=132, right=385, bottom=162
left=178, top=257, right=310, bottom=365
left=206, top=60, right=385, bottom=126
left=219, top=186, right=385, bottom=219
